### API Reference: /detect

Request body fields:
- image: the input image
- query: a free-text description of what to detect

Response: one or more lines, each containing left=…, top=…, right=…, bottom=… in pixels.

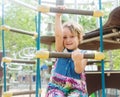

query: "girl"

left=46, top=12, right=88, bottom=97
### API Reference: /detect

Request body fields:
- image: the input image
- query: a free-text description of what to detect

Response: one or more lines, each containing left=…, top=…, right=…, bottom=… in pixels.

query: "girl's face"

left=63, top=27, right=79, bottom=50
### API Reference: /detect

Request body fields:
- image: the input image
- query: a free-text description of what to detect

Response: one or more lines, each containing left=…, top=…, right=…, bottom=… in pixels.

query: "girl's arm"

left=55, top=14, right=64, bottom=52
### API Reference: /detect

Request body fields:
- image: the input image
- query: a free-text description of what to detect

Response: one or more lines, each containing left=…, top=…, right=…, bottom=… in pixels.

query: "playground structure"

left=0, top=52, right=3, bottom=96
left=40, top=6, right=120, bottom=96
left=0, top=0, right=120, bottom=97
left=86, top=71, right=120, bottom=95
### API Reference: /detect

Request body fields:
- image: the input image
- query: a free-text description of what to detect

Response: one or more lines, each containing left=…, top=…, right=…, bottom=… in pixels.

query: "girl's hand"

left=56, top=6, right=66, bottom=17
left=72, top=49, right=86, bottom=73
left=71, top=49, right=83, bottom=63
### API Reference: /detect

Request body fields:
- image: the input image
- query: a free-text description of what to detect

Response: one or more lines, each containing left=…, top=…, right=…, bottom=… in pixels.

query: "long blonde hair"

left=63, top=21, right=84, bottom=43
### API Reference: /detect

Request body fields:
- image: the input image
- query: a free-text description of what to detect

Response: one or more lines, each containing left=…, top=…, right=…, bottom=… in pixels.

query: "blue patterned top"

left=54, top=49, right=86, bottom=80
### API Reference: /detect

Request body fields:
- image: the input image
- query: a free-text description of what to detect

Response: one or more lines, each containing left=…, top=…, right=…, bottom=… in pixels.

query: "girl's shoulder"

left=80, top=49, right=88, bottom=54
left=63, top=48, right=88, bottom=53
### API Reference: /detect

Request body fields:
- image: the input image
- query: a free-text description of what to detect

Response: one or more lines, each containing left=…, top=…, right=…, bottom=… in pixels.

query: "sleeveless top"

left=54, top=49, right=87, bottom=80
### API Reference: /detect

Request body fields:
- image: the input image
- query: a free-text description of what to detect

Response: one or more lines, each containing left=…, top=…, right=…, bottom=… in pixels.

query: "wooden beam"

left=82, top=30, right=120, bottom=44
left=11, top=0, right=103, bottom=17
left=35, top=51, right=105, bottom=60
left=0, top=25, right=37, bottom=37
left=2, top=57, right=36, bottom=64
left=37, top=5, right=103, bottom=17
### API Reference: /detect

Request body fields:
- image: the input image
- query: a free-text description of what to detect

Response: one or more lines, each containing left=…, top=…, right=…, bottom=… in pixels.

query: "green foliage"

left=0, top=2, right=37, bottom=55
left=78, top=16, right=97, bottom=32
left=110, top=50, right=120, bottom=69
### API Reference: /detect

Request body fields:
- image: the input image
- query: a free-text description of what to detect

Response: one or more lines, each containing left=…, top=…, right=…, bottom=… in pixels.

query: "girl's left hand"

left=71, top=49, right=83, bottom=63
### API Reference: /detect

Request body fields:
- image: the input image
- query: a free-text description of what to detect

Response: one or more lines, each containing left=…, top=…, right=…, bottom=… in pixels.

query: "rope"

left=35, top=0, right=41, bottom=97
left=1, top=0, right=7, bottom=92
left=98, top=0, right=106, bottom=97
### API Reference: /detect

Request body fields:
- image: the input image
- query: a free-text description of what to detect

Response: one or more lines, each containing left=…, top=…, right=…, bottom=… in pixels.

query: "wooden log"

left=0, top=25, right=37, bottom=37
left=2, top=57, right=36, bottom=64
left=12, top=0, right=103, bottom=17
left=35, top=51, right=105, bottom=60
left=82, top=30, right=120, bottom=44
left=37, top=5, right=103, bottom=17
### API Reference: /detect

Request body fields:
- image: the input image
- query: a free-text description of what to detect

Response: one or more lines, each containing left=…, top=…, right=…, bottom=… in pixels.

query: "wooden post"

left=0, top=52, right=3, bottom=97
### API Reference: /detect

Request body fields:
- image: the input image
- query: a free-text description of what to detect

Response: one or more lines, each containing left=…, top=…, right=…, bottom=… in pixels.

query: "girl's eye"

left=70, top=36, right=74, bottom=38
left=63, top=36, right=67, bottom=39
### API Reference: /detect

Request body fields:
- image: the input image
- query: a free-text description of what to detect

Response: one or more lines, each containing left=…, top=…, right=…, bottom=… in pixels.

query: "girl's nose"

left=66, top=38, right=71, bottom=42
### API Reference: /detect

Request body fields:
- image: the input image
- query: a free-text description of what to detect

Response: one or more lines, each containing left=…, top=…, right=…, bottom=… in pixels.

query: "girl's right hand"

left=56, top=6, right=66, bottom=17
